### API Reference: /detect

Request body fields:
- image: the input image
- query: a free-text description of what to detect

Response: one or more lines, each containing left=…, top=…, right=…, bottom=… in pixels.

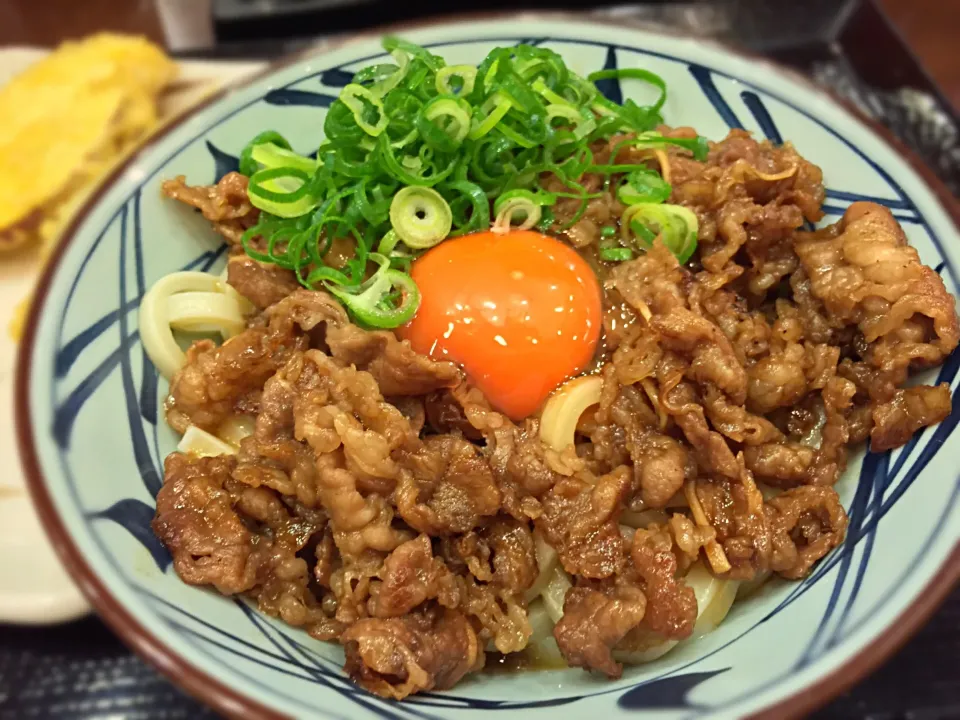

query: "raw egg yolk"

left=398, top=230, right=602, bottom=420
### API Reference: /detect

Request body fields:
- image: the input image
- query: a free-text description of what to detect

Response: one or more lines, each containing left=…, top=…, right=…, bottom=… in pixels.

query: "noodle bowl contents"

left=143, top=38, right=960, bottom=699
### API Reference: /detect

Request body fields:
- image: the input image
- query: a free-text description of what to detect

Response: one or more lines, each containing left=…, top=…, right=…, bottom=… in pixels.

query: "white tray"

left=0, top=51, right=266, bottom=625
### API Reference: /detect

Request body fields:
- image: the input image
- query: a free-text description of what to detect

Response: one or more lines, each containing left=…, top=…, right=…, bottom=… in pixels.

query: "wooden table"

left=880, top=0, right=960, bottom=111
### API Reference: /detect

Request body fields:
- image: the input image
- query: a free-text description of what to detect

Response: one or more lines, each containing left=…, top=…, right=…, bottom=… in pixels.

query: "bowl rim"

left=14, top=12, right=960, bottom=720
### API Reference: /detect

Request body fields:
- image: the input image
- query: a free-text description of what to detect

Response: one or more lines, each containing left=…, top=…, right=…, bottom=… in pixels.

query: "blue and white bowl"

left=16, top=15, right=960, bottom=719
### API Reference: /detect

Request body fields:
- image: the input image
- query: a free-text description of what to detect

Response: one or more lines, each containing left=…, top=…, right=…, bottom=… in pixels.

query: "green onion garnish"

left=621, top=203, right=699, bottom=264
left=323, top=253, right=420, bottom=328
left=247, top=167, right=317, bottom=218
left=436, top=65, right=477, bottom=96
left=238, top=131, right=291, bottom=177
left=599, top=247, right=634, bottom=262
left=389, top=186, right=453, bottom=249
left=617, top=167, right=672, bottom=205
left=234, top=38, right=708, bottom=327
left=492, top=189, right=556, bottom=234
left=340, top=84, right=389, bottom=137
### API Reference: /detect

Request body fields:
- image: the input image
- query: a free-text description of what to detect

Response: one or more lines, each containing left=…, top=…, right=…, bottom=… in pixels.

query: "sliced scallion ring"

left=469, top=92, right=513, bottom=140
left=545, top=104, right=597, bottom=140
left=436, top=65, right=478, bottom=96
left=621, top=202, right=699, bottom=263
left=248, top=167, right=319, bottom=218
left=546, top=104, right=581, bottom=124
left=532, top=77, right=572, bottom=107
left=420, top=97, right=472, bottom=151
left=492, top=189, right=557, bottom=234
left=340, top=84, right=389, bottom=137
left=389, top=186, right=453, bottom=248
left=424, top=98, right=471, bottom=142
left=250, top=142, right=318, bottom=174
left=376, top=229, right=417, bottom=270
left=323, top=253, right=420, bottom=328
left=377, top=229, right=402, bottom=255
left=588, top=67, right=668, bottom=113
left=238, top=131, right=289, bottom=177
left=369, top=49, right=411, bottom=96
left=609, top=131, right=710, bottom=163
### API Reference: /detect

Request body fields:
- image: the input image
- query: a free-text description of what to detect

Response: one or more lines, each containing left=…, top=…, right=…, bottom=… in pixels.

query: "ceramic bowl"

left=16, top=15, right=960, bottom=720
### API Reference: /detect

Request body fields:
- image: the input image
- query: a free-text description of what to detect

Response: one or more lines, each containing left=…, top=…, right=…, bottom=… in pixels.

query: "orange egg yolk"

left=398, top=230, right=602, bottom=420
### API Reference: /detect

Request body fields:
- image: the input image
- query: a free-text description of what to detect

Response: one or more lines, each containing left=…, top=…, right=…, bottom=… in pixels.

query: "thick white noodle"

left=536, top=373, right=742, bottom=666
left=540, top=566, right=573, bottom=624
left=537, top=526, right=740, bottom=665
left=527, top=598, right=554, bottom=644
left=217, top=415, right=256, bottom=448
left=139, top=271, right=250, bottom=380
left=177, top=425, right=239, bottom=457
left=524, top=529, right=560, bottom=603
left=167, top=292, right=246, bottom=336
left=526, top=599, right=566, bottom=664
left=612, top=563, right=739, bottom=664
left=539, top=375, right=603, bottom=452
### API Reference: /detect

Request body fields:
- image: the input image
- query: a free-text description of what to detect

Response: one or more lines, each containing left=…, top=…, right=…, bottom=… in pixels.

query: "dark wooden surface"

left=0, top=0, right=164, bottom=46
left=2, top=0, right=957, bottom=113
left=879, top=0, right=960, bottom=111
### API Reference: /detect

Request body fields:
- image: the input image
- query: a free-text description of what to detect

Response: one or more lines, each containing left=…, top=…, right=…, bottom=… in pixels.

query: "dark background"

left=1, top=0, right=958, bottom=111
left=1, top=1, right=959, bottom=718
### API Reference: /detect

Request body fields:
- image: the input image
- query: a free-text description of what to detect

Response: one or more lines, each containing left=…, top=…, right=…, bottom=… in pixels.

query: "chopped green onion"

left=340, top=84, right=389, bottom=137
left=420, top=97, right=472, bottom=151
left=587, top=68, right=668, bottom=113
left=382, top=36, right=444, bottom=71
left=621, top=203, right=699, bottom=263
left=250, top=142, right=318, bottom=174
left=377, top=133, right=454, bottom=186
left=376, top=229, right=416, bottom=270
left=231, top=38, right=708, bottom=321
left=600, top=225, right=617, bottom=239
left=532, top=78, right=573, bottom=108
left=389, top=186, right=453, bottom=248
left=617, top=167, right=672, bottom=205
left=609, top=131, right=710, bottom=164
left=436, top=65, right=477, bottom=96
left=239, top=131, right=290, bottom=177
left=469, top=92, right=513, bottom=140
left=545, top=104, right=596, bottom=140
left=599, top=247, right=633, bottom=262
left=369, top=49, right=411, bottom=96
left=492, top=189, right=556, bottom=234
left=442, top=180, right=490, bottom=235
left=377, top=229, right=401, bottom=255
left=324, top=253, right=420, bottom=328
left=248, top=167, right=318, bottom=218
left=536, top=206, right=555, bottom=232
